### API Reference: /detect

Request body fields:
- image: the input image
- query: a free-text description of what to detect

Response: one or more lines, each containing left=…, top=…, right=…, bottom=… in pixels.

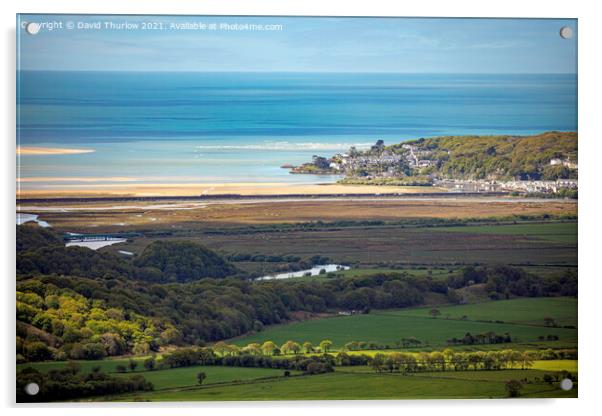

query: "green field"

left=113, top=365, right=295, bottom=390
left=382, top=297, right=577, bottom=327
left=232, top=298, right=577, bottom=349
left=19, top=355, right=577, bottom=401
left=17, top=356, right=152, bottom=375
left=113, top=368, right=576, bottom=401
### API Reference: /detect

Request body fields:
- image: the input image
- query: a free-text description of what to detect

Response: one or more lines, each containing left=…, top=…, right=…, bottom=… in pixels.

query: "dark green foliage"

left=17, top=227, right=239, bottom=283
left=447, top=266, right=577, bottom=298
left=133, top=241, right=239, bottom=282
left=144, top=357, right=156, bottom=371
left=505, top=379, right=523, bottom=397
left=16, top=225, right=63, bottom=253
left=17, top=271, right=429, bottom=359
left=17, top=245, right=134, bottom=279
left=196, top=371, right=207, bottom=385
left=16, top=366, right=153, bottom=402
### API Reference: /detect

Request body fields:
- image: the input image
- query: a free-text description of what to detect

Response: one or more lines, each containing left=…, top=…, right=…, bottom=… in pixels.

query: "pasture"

left=112, top=365, right=295, bottom=390
left=113, top=368, right=576, bottom=401
left=382, top=297, right=578, bottom=327
left=232, top=298, right=577, bottom=349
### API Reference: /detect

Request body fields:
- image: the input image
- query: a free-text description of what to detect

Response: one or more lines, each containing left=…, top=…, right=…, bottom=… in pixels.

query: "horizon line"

left=16, top=69, right=578, bottom=75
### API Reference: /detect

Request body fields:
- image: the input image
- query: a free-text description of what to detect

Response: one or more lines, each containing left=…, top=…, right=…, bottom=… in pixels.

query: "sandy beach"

left=16, top=182, right=444, bottom=199
left=16, top=146, right=95, bottom=155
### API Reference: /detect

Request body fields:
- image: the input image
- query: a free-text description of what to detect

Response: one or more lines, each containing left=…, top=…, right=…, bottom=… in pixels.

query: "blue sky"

left=17, top=15, right=577, bottom=73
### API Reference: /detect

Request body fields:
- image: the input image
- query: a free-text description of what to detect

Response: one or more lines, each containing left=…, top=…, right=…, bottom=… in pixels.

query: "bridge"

left=63, top=232, right=141, bottom=242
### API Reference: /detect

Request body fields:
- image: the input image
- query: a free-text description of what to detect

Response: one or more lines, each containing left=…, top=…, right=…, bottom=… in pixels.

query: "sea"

left=16, top=71, right=577, bottom=188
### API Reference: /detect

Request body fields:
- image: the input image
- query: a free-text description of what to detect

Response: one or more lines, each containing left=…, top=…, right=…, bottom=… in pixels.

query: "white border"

left=3, top=0, right=601, bottom=415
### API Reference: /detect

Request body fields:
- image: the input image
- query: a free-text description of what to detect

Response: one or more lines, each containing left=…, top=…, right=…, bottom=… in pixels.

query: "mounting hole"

left=24, top=382, right=40, bottom=396
left=25, top=22, right=41, bottom=35
left=560, top=378, right=573, bottom=391
left=559, top=26, right=573, bottom=39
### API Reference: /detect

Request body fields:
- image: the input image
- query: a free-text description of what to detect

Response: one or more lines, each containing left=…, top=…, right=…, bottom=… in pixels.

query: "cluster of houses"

left=502, top=179, right=578, bottom=194
left=325, top=141, right=435, bottom=177
left=329, top=152, right=405, bottom=177
left=550, top=157, right=578, bottom=170
left=435, top=178, right=578, bottom=194
left=400, top=143, right=437, bottom=168
left=294, top=139, right=578, bottom=196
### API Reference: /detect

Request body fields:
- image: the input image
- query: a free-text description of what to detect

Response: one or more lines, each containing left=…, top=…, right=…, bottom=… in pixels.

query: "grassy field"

left=17, top=356, right=153, bottom=374
left=18, top=359, right=298, bottom=391
left=112, top=365, right=295, bottom=390
left=19, top=354, right=577, bottom=401
left=111, top=368, right=576, bottom=401
left=381, top=297, right=578, bottom=327
left=232, top=298, right=577, bottom=349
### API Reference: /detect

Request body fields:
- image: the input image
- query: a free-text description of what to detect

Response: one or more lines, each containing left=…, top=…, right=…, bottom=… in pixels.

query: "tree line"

left=16, top=363, right=153, bottom=403
left=140, top=345, right=576, bottom=375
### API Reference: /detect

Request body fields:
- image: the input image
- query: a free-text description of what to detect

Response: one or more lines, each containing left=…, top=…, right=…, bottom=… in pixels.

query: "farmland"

left=385, top=297, right=577, bottom=327
left=112, top=368, right=576, bottom=401
left=231, top=298, right=577, bottom=350
left=16, top=360, right=295, bottom=391
left=16, top=195, right=578, bottom=401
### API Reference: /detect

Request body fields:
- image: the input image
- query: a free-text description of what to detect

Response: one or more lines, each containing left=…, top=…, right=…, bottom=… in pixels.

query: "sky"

left=17, top=15, right=577, bottom=73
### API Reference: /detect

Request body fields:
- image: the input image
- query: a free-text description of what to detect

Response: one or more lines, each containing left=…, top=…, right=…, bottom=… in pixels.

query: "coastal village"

left=287, top=136, right=578, bottom=196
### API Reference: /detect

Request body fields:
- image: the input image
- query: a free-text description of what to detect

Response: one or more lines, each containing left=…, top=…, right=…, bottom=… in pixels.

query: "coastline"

left=16, top=146, right=95, bottom=155
left=16, top=182, right=444, bottom=199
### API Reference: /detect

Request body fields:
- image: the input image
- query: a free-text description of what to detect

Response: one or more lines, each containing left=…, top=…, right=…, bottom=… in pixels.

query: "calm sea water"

left=16, top=71, right=577, bottom=187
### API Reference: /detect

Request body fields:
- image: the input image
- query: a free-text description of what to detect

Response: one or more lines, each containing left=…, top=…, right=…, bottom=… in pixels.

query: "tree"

left=23, top=341, right=53, bottom=361
left=520, top=352, right=534, bottom=370
left=225, top=344, right=240, bottom=356
left=261, top=341, right=277, bottom=356
left=442, top=349, right=455, bottom=371
left=242, top=343, right=261, bottom=355
left=505, top=379, right=523, bottom=397
left=281, top=340, right=301, bottom=355
left=544, top=317, right=557, bottom=327
left=143, top=356, right=156, bottom=371
left=302, top=341, right=313, bottom=354
left=429, top=308, right=441, bottom=319
left=115, top=364, right=127, bottom=373
left=344, top=341, right=359, bottom=351
left=319, top=340, right=333, bottom=353
left=197, top=371, right=207, bottom=385
left=213, top=341, right=230, bottom=356
left=371, top=353, right=386, bottom=373
left=128, top=359, right=138, bottom=371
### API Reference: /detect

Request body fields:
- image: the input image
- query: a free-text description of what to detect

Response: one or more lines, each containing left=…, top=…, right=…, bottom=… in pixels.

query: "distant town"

left=285, top=133, right=578, bottom=197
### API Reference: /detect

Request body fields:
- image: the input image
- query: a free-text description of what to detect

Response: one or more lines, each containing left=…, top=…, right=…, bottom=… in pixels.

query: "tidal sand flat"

left=16, top=146, right=95, bottom=155
left=16, top=182, right=444, bottom=199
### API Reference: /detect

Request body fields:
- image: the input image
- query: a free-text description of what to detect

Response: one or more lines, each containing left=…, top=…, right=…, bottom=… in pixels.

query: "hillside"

left=293, top=131, right=578, bottom=182
left=134, top=241, right=239, bottom=282
left=17, top=226, right=240, bottom=283
left=397, top=131, right=578, bottom=180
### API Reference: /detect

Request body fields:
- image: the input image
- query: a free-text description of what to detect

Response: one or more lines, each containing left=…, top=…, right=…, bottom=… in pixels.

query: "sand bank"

left=17, top=147, right=95, bottom=155
left=17, top=182, right=444, bottom=199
